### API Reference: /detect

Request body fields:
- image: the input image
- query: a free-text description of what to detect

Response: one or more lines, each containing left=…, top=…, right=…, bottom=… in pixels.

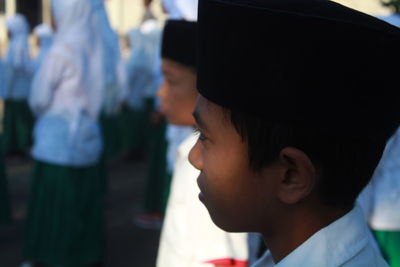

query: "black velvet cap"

left=197, top=0, right=400, bottom=139
left=162, top=20, right=197, bottom=69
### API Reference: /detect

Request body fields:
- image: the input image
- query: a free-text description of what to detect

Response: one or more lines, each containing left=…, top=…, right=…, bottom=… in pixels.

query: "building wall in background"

left=0, top=0, right=394, bottom=56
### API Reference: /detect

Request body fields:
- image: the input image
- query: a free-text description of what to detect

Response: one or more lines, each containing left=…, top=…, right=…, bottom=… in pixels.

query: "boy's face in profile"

left=189, top=95, right=281, bottom=233
left=158, top=59, right=197, bottom=126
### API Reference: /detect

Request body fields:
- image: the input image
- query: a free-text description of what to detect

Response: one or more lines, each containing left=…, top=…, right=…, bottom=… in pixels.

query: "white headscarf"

left=91, top=0, right=120, bottom=83
left=51, top=0, right=104, bottom=118
left=162, top=0, right=183, bottom=19
left=33, top=23, right=53, bottom=71
left=91, top=0, right=127, bottom=114
left=33, top=23, right=53, bottom=46
left=162, top=0, right=198, bottom=21
left=5, top=14, right=31, bottom=70
left=175, top=0, right=198, bottom=21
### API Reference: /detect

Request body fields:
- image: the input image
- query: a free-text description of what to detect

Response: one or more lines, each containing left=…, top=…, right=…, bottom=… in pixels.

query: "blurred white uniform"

left=2, top=14, right=32, bottom=100
left=126, top=19, right=163, bottom=110
left=157, top=134, right=249, bottom=267
left=29, top=0, right=104, bottom=166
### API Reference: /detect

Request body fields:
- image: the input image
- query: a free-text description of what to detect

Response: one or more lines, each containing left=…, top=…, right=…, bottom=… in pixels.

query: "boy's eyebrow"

left=192, top=110, right=207, bottom=131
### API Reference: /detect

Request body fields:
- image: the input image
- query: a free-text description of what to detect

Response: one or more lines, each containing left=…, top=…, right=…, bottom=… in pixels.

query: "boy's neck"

left=262, top=204, right=349, bottom=263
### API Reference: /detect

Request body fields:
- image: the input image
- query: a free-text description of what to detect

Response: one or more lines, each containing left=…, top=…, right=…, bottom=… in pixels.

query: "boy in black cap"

left=189, top=0, right=400, bottom=266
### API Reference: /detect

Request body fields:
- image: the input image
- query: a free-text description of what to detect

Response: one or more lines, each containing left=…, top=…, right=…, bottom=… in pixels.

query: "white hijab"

left=5, top=14, right=31, bottom=70
left=34, top=23, right=53, bottom=49
left=33, top=23, right=53, bottom=71
left=162, top=0, right=198, bottom=21
left=91, top=0, right=121, bottom=84
left=91, top=0, right=127, bottom=114
left=51, top=0, right=104, bottom=118
left=175, top=0, right=198, bottom=21
left=162, top=0, right=183, bottom=19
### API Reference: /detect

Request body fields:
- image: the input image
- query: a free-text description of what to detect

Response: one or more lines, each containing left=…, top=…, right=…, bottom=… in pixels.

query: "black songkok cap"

left=162, top=20, right=197, bottom=69
left=197, top=0, right=400, bottom=139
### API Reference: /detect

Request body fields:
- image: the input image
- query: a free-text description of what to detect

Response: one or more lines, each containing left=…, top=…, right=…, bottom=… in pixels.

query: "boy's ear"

left=276, top=147, right=316, bottom=204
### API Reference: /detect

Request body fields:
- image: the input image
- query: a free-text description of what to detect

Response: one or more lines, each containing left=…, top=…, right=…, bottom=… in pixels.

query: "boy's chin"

left=207, top=209, right=247, bottom=233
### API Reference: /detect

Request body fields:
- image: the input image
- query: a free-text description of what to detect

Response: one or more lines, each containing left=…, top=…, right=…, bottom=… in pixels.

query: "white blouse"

left=29, top=45, right=103, bottom=167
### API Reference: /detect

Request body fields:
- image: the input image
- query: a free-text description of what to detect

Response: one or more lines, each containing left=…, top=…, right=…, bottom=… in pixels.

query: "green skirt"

left=374, top=230, right=400, bottom=267
left=100, top=113, right=121, bottom=161
left=2, top=100, right=34, bottom=153
left=0, top=144, right=11, bottom=224
left=22, top=161, right=105, bottom=267
left=143, top=118, right=168, bottom=214
left=161, top=171, right=173, bottom=214
left=118, top=107, right=150, bottom=155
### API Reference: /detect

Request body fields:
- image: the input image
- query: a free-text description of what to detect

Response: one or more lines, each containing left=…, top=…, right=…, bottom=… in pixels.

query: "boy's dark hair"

left=226, top=109, right=387, bottom=210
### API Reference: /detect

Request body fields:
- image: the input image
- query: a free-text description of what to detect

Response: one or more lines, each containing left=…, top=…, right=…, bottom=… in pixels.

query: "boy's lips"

left=197, top=176, right=205, bottom=202
left=198, top=191, right=205, bottom=202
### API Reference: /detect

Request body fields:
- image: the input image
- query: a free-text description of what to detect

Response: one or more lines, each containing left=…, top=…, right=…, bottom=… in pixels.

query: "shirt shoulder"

left=341, top=243, right=389, bottom=267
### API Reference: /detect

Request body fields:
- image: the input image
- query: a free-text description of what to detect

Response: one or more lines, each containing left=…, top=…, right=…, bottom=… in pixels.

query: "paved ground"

left=0, top=155, right=161, bottom=267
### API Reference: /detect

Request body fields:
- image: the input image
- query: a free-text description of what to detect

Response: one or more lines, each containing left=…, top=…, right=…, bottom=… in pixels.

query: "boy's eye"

left=198, top=133, right=207, bottom=141
left=167, top=78, right=178, bottom=86
left=193, top=127, right=208, bottom=142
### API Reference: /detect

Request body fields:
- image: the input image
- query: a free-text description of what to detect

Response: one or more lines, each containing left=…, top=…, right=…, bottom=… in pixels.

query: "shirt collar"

left=254, top=205, right=370, bottom=267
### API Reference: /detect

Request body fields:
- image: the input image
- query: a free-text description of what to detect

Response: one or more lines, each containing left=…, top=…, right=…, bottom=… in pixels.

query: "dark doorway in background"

left=17, top=0, right=41, bottom=30
left=0, top=0, right=5, bottom=14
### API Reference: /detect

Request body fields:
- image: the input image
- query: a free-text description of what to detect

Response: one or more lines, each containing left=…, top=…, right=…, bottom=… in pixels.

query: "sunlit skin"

left=189, top=95, right=348, bottom=263
left=157, top=59, right=197, bottom=126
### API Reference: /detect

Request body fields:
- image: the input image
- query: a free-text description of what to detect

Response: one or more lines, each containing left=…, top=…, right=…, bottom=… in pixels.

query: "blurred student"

left=189, top=0, right=400, bottom=266
left=32, top=24, right=53, bottom=72
left=127, top=5, right=169, bottom=228
left=2, top=14, right=33, bottom=155
left=22, top=0, right=106, bottom=266
left=0, top=56, right=11, bottom=225
left=156, top=20, right=248, bottom=267
left=92, top=0, right=127, bottom=162
left=123, top=19, right=161, bottom=158
left=159, top=0, right=197, bottom=217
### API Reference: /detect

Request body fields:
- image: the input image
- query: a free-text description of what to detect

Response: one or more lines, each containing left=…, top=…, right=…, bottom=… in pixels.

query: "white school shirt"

left=165, top=125, right=193, bottom=173
left=252, top=205, right=388, bottom=267
left=157, top=133, right=248, bottom=267
left=357, top=126, right=400, bottom=231
left=29, top=45, right=103, bottom=167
